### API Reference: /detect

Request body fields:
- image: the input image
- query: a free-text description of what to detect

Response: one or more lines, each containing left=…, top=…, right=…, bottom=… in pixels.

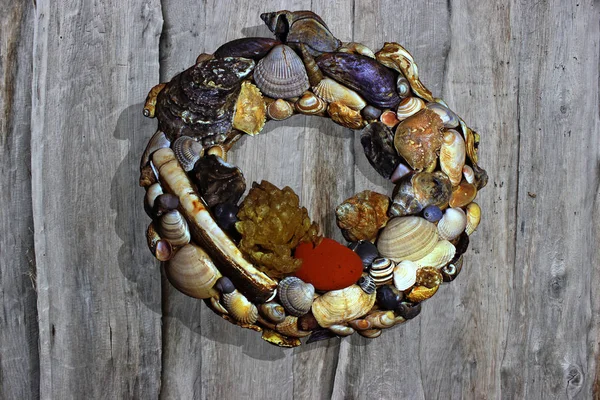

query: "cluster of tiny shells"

left=139, top=10, right=487, bottom=347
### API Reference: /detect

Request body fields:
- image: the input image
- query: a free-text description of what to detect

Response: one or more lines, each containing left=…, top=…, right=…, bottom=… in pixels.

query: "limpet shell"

left=267, top=99, right=295, bottom=120
left=414, top=240, right=456, bottom=269
left=222, top=290, right=259, bottom=325
left=328, top=101, right=365, bottom=130
left=377, top=216, right=439, bottom=262
left=396, top=97, right=425, bottom=121
left=165, top=243, right=222, bottom=299
left=253, top=45, right=309, bottom=99
left=440, top=129, right=466, bottom=186
left=465, top=202, right=482, bottom=235
left=232, top=81, right=267, bottom=136
left=172, top=136, right=203, bottom=171
left=437, top=208, right=467, bottom=241
left=278, top=277, right=315, bottom=317
left=313, top=78, right=366, bottom=110
left=380, top=110, right=399, bottom=128
left=369, top=258, right=395, bottom=286
left=311, top=284, right=376, bottom=328
left=392, top=260, right=419, bottom=291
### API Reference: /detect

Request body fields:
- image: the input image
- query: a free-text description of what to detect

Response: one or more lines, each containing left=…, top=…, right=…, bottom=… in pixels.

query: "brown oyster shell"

left=192, top=155, right=246, bottom=208
left=335, top=190, right=390, bottom=242
left=394, top=108, right=444, bottom=171
left=389, top=171, right=452, bottom=217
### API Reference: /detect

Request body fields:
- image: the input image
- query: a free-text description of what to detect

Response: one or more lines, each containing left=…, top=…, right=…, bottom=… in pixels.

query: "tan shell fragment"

left=328, top=101, right=365, bottom=129
left=233, top=81, right=267, bottom=135
left=262, top=329, right=301, bottom=348
left=394, top=109, right=444, bottom=171
left=165, top=243, right=222, bottom=299
left=311, top=284, right=376, bottom=328
left=377, top=216, right=439, bottom=262
left=440, top=129, right=466, bottom=186
left=406, top=267, right=443, bottom=303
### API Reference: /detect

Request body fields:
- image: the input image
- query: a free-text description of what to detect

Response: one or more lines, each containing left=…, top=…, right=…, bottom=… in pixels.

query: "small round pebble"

left=213, top=203, right=239, bottom=232
left=422, top=205, right=443, bottom=222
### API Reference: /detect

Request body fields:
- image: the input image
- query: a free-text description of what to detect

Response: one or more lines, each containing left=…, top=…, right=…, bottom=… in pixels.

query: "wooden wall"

left=1, top=0, right=599, bottom=398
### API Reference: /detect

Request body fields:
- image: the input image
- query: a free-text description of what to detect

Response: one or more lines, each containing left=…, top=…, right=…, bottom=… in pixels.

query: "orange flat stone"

left=294, top=238, right=364, bottom=291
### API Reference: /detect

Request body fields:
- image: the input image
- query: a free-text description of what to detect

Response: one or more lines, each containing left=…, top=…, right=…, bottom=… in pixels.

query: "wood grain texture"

left=30, top=1, right=164, bottom=398
left=0, top=2, right=39, bottom=399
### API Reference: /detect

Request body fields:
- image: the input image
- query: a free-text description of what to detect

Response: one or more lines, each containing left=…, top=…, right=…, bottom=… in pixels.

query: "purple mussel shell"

left=214, top=37, right=282, bottom=60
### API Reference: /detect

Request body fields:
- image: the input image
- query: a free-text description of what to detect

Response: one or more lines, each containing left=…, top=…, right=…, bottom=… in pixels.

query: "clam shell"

left=392, top=260, right=419, bottom=291
left=437, top=208, right=467, bottom=241
left=369, top=258, right=395, bottom=286
left=214, top=37, right=282, bottom=60
left=295, top=91, right=327, bottom=115
left=145, top=183, right=163, bottom=214
left=414, top=240, right=456, bottom=269
left=317, top=52, right=400, bottom=108
left=396, top=75, right=411, bottom=98
left=427, top=102, right=459, bottom=128
left=328, top=101, right=365, bottom=129
left=278, top=277, right=315, bottom=317
left=172, top=136, right=203, bottom=171
left=267, top=98, right=295, bottom=120
left=311, top=284, right=376, bottom=328
left=165, top=244, right=222, bottom=299
left=466, top=202, right=482, bottom=235
left=232, top=81, right=267, bottom=136
left=275, top=316, right=311, bottom=338
left=463, top=165, right=475, bottom=184
left=253, top=45, right=309, bottom=99
left=449, top=181, right=477, bottom=208
left=328, top=324, right=355, bottom=336
left=222, top=290, right=259, bottom=325
left=396, top=97, right=425, bottom=121
left=313, top=78, right=366, bottom=110
left=364, top=310, right=396, bottom=329
left=377, top=217, right=439, bottom=262
left=159, top=210, right=191, bottom=247
left=259, top=302, right=286, bottom=323
left=394, top=109, right=444, bottom=171
left=440, top=129, right=466, bottom=186
left=375, top=42, right=434, bottom=102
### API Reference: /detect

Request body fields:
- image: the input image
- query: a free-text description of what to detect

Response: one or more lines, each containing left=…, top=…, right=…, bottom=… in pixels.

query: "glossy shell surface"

left=437, top=207, right=468, bottom=241
left=253, top=45, right=310, bottom=99
left=232, top=81, right=267, bottom=135
left=313, top=77, right=366, bottom=110
left=360, top=122, right=400, bottom=179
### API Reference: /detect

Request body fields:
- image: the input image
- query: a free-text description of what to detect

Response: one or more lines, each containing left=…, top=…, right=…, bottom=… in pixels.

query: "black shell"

left=261, top=10, right=341, bottom=56
left=396, top=301, right=422, bottom=320
left=360, top=122, right=400, bottom=179
left=155, top=57, right=254, bottom=144
left=192, top=155, right=246, bottom=208
left=317, top=52, right=400, bottom=108
left=348, top=240, right=379, bottom=270
left=376, top=285, right=403, bottom=310
left=214, top=37, right=282, bottom=60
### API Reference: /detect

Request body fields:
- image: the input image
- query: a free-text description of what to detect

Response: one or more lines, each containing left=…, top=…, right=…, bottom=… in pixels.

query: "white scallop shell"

left=392, top=260, right=419, bottom=291
left=415, top=240, right=456, bottom=269
left=396, top=97, right=425, bottom=121
left=253, top=45, right=309, bottom=99
left=437, top=208, right=468, bottom=241
left=313, top=77, right=366, bottom=110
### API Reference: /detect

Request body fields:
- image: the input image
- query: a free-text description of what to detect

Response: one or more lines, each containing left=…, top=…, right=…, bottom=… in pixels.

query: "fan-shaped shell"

left=427, top=102, right=459, bottom=128
left=311, top=284, right=376, bottom=328
left=437, top=208, right=467, bottom=241
left=159, top=210, right=191, bottom=247
left=369, top=258, right=395, bottom=286
left=232, top=81, right=267, bottom=136
left=466, top=202, right=481, bottom=235
left=440, top=129, right=466, bottom=186
left=392, top=260, right=419, bottom=291
left=328, top=101, right=365, bottom=129
left=259, top=302, right=286, bottom=323
left=377, top=217, right=439, bottom=262
left=415, top=240, right=456, bottom=269
left=396, top=97, right=425, bottom=121
left=295, top=91, right=327, bottom=115
left=173, top=136, right=203, bottom=171
left=278, top=277, right=315, bottom=317
left=165, top=244, right=222, bottom=299
left=222, top=290, right=259, bottom=325
left=253, top=45, right=309, bottom=99
left=313, top=78, right=366, bottom=110
left=275, top=316, right=311, bottom=338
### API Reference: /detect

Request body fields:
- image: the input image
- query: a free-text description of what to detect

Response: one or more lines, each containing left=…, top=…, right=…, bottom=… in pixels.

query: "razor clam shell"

left=377, top=216, right=439, bottom=262
left=317, top=52, right=400, bottom=109
left=437, top=208, right=468, bottom=241
left=214, top=37, right=282, bottom=60
left=152, top=148, right=277, bottom=303
left=253, top=45, right=309, bottom=99
left=313, top=77, right=366, bottom=110
left=165, top=243, right=222, bottom=299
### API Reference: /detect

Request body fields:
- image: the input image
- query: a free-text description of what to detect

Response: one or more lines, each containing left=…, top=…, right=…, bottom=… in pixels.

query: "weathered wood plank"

left=502, top=1, right=600, bottom=399
left=30, top=1, right=164, bottom=397
left=0, top=2, right=39, bottom=399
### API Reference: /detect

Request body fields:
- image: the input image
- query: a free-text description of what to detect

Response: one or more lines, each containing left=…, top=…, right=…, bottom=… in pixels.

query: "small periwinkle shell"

left=390, top=172, right=452, bottom=217
left=395, top=301, right=422, bottom=320
left=360, top=122, right=400, bottom=179
left=380, top=110, right=399, bottom=128
left=259, top=302, right=286, bottom=323
left=253, top=45, right=309, bottom=99
left=214, top=37, right=282, bottom=60
left=369, top=258, right=395, bottom=286
left=376, top=285, right=403, bottom=310
left=222, top=289, right=259, bottom=325
left=396, top=75, right=411, bottom=98
left=357, top=275, right=377, bottom=295
left=335, top=190, right=390, bottom=242
left=361, top=105, right=382, bottom=121
left=215, top=276, right=236, bottom=294
left=422, top=205, right=443, bottom=222
left=173, top=136, right=203, bottom=171
left=193, top=155, right=246, bottom=208
left=153, top=193, right=180, bottom=217
left=298, top=312, right=319, bottom=331
left=396, top=97, right=425, bottom=121
left=348, top=240, right=379, bottom=270
left=278, top=277, right=315, bottom=317
left=295, top=92, right=327, bottom=115
left=441, top=255, right=464, bottom=282
left=394, top=108, right=444, bottom=171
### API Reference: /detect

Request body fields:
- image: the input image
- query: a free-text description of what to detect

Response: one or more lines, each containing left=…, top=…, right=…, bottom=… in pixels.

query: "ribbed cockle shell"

left=173, top=136, right=203, bottom=171
left=275, top=316, right=311, bottom=338
left=311, top=284, right=376, bottom=328
left=278, top=276, right=315, bottom=317
left=437, top=208, right=467, bottom=241
left=377, top=216, right=439, bottom=262
left=253, top=45, right=309, bottom=99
